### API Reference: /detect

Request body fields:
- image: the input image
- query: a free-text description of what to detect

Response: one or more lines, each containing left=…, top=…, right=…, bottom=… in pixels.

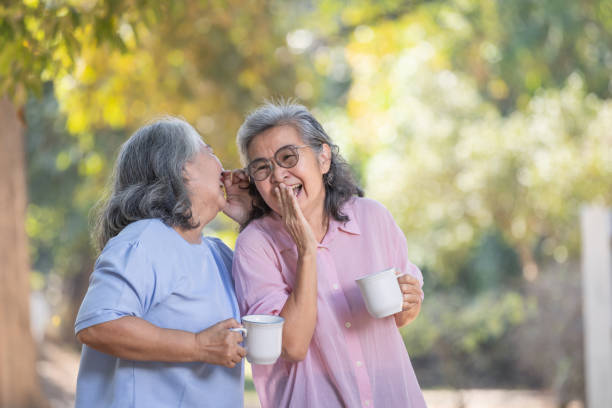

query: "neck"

left=306, top=208, right=329, bottom=243
left=174, top=225, right=204, bottom=244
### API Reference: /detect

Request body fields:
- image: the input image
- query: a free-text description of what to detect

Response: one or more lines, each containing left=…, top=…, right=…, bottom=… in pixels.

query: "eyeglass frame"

left=246, top=144, right=311, bottom=182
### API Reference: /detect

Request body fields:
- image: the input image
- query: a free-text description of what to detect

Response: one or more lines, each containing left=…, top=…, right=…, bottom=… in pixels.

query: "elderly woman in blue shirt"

left=74, top=117, right=251, bottom=407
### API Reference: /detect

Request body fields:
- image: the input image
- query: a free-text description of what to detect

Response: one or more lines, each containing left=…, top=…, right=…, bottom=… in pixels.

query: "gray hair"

left=236, top=101, right=363, bottom=229
left=93, top=117, right=203, bottom=251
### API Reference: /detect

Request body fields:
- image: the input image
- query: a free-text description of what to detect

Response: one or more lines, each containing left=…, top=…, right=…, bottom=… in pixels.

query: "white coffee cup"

left=231, top=314, right=284, bottom=365
left=355, top=267, right=404, bottom=318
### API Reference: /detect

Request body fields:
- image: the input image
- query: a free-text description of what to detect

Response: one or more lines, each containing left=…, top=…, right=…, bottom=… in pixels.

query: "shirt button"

left=356, top=360, right=363, bottom=367
left=344, top=322, right=352, bottom=328
left=333, top=284, right=339, bottom=290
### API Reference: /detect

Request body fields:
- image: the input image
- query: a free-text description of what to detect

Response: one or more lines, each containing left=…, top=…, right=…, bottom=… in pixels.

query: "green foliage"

left=50, top=0, right=314, bottom=168
left=0, top=0, right=160, bottom=101
left=25, top=83, right=123, bottom=280
left=5, top=0, right=609, bottom=398
left=299, top=1, right=609, bottom=396
left=458, top=230, right=521, bottom=294
left=402, top=288, right=531, bottom=387
left=314, top=3, right=612, bottom=284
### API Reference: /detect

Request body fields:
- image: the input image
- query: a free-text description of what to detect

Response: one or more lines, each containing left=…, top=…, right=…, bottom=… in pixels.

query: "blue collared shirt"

left=74, top=219, right=243, bottom=408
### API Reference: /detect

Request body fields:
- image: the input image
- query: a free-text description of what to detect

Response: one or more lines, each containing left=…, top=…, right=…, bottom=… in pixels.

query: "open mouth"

left=291, top=184, right=303, bottom=197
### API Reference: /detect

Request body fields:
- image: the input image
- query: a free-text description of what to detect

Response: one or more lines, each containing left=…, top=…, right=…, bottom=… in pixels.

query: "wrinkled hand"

left=222, top=169, right=251, bottom=225
left=397, top=272, right=423, bottom=314
left=275, top=183, right=318, bottom=256
left=194, top=318, right=246, bottom=368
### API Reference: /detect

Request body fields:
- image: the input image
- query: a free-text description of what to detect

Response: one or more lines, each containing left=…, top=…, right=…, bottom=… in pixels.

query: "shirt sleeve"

left=378, top=202, right=425, bottom=298
left=232, top=231, right=290, bottom=317
left=208, top=237, right=234, bottom=272
left=74, top=240, right=155, bottom=334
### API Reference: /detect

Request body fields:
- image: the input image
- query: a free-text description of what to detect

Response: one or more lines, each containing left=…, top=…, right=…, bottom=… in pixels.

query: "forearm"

left=395, top=302, right=421, bottom=328
left=279, top=251, right=318, bottom=361
left=77, top=316, right=196, bottom=362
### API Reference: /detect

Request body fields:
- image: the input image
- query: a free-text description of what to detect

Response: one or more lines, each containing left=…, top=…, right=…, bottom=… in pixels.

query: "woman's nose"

left=269, top=162, right=288, bottom=184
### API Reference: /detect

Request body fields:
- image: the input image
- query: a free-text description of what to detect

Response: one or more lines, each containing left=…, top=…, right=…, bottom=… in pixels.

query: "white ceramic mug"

left=355, top=267, right=404, bottom=318
left=231, top=314, right=285, bottom=365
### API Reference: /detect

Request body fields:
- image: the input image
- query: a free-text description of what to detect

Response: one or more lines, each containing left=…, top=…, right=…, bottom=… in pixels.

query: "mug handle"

left=395, top=270, right=408, bottom=310
left=229, top=327, right=247, bottom=338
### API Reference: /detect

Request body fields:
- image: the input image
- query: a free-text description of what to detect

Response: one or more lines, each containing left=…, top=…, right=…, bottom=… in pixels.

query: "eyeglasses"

left=247, top=144, right=310, bottom=181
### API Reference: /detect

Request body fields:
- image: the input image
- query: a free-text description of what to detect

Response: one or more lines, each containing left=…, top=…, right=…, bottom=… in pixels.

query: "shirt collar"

left=334, top=201, right=361, bottom=236
left=265, top=213, right=295, bottom=252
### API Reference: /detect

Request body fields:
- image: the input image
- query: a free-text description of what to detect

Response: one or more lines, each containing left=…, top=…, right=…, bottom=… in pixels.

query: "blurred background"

left=1, top=0, right=611, bottom=407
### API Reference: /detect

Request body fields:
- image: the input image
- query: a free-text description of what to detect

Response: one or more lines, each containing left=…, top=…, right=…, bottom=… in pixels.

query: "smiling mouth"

left=291, top=184, right=303, bottom=197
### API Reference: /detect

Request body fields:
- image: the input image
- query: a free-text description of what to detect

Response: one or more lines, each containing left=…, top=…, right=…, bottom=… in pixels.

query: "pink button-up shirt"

left=232, top=197, right=426, bottom=408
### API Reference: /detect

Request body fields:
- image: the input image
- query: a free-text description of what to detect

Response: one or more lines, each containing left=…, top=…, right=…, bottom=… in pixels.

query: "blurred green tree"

left=300, top=0, right=611, bottom=399
left=0, top=1, right=161, bottom=405
left=22, top=1, right=310, bottom=345
left=3, top=0, right=611, bottom=403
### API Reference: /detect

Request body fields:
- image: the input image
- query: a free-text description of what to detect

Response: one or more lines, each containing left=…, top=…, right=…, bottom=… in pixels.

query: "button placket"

left=321, top=248, right=374, bottom=407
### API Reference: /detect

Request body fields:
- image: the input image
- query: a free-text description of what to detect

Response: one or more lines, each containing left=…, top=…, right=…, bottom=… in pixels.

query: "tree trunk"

left=0, top=97, right=47, bottom=407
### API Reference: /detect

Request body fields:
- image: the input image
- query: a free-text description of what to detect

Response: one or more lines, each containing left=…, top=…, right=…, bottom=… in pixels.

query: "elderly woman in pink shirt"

left=232, top=102, right=426, bottom=408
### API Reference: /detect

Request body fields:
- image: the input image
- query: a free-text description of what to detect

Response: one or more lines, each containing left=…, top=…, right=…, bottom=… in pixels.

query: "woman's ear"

left=319, top=143, right=332, bottom=174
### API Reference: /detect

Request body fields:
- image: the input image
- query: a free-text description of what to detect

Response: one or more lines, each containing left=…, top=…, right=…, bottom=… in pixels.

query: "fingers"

left=397, top=273, right=422, bottom=311
left=399, top=281, right=422, bottom=294
left=401, top=301, right=420, bottom=313
left=275, top=186, right=286, bottom=216
left=397, top=273, right=423, bottom=298
left=402, top=292, right=422, bottom=304
left=224, top=347, right=247, bottom=368
left=274, top=183, right=317, bottom=253
left=222, top=172, right=233, bottom=191
left=222, top=319, right=244, bottom=343
left=223, top=328, right=246, bottom=367
left=397, top=273, right=420, bottom=285
left=400, top=286, right=423, bottom=306
left=401, top=284, right=422, bottom=313
left=222, top=169, right=250, bottom=190
left=278, top=184, right=306, bottom=234
left=196, top=318, right=249, bottom=367
left=285, top=185, right=301, bottom=217
left=278, top=183, right=302, bottom=219
left=218, top=318, right=241, bottom=329
left=276, top=183, right=297, bottom=218
left=232, top=169, right=250, bottom=189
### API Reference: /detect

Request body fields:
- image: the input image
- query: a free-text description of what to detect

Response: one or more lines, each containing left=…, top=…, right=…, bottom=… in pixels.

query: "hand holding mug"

left=396, top=272, right=423, bottom=313
left=230, top=315, right=285, bottom=365
left=195, top=318, right=246, bottom=368
left=356, top=268, right=424, bottom=319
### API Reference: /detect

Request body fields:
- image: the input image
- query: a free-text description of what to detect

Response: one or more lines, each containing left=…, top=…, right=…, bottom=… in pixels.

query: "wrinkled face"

left=247, top=125, right=330, bottom=221
left=183, top=143, right=226, bottom=223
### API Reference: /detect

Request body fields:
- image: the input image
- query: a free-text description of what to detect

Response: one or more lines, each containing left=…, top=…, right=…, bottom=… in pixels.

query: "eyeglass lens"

left=248, top=145, right=301, bottom=181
